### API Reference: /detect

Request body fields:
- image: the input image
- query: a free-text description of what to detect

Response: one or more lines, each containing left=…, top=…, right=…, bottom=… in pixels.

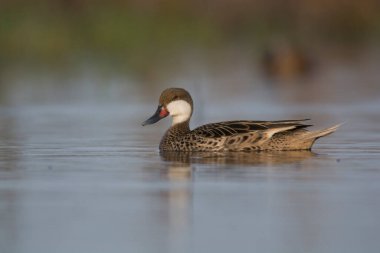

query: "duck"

left=142, top=88, right=340, bottom=151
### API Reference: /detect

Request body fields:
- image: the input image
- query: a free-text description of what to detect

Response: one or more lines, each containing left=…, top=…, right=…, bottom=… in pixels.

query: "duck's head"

left=142, top=88, right=193, bottom=126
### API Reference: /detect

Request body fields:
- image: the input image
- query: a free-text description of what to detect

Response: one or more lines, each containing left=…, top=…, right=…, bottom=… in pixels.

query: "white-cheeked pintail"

left=142, top=88, right=340, bottom=151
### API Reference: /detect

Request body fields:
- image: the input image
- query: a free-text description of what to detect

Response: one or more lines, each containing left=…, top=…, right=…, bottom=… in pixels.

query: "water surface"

left=0, top=100, right=379, bottom=253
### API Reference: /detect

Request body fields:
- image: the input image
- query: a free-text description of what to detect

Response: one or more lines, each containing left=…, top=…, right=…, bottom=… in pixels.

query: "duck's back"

left=189, top=120, right=311, bottom=151
left=160, top=119, right=340, bottom=151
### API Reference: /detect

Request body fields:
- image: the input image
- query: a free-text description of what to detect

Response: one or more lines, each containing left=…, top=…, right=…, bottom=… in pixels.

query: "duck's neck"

left=160, top=120, right=190, bottom=150
left=167, top=120, right=190, bottom=136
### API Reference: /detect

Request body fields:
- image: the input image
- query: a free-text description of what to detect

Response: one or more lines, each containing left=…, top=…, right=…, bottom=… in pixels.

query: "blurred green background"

left=0, top=0, right=379, bottom=105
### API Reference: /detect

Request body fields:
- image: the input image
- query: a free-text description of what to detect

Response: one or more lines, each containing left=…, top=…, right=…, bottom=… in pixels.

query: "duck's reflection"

left=156, top=150, right=315, bottom=251
left=160, top=150, right=315, bottom=167
left=154, top=157, right=193, bottom=252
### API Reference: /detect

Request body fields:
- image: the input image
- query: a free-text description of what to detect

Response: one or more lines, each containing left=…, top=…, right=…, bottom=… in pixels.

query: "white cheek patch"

left=166, top=100, right=192, bottom=125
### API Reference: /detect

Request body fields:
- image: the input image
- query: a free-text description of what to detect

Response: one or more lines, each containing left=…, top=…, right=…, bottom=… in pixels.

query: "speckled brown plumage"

left=143, top=88, right=340, bottom=152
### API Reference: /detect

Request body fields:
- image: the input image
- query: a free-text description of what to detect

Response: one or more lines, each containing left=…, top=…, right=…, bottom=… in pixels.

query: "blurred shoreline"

left=1, top=0, right=379, bottom=64
left=0, top=0, right=379, bottom=105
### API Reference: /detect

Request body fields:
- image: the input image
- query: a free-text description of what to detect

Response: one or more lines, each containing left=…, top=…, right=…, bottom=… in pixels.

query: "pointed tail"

left=304, top=123, right=342, bottom=140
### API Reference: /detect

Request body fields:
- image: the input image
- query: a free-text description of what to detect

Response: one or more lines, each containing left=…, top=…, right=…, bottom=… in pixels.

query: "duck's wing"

left=191, top=119, right=311, bottom=138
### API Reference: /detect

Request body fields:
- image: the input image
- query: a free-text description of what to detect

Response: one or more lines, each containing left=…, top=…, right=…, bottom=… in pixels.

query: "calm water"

left=0, top=98, right=379, bottom=253
left=1, top=51, right=380, bottom=253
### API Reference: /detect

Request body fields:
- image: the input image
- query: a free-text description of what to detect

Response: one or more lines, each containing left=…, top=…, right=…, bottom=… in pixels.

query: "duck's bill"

left=142, top=105, right=169, bottom=126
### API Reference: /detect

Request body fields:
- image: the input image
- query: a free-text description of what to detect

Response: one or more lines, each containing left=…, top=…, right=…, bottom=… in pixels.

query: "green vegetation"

left=0, top=0, right=379, bottom=72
